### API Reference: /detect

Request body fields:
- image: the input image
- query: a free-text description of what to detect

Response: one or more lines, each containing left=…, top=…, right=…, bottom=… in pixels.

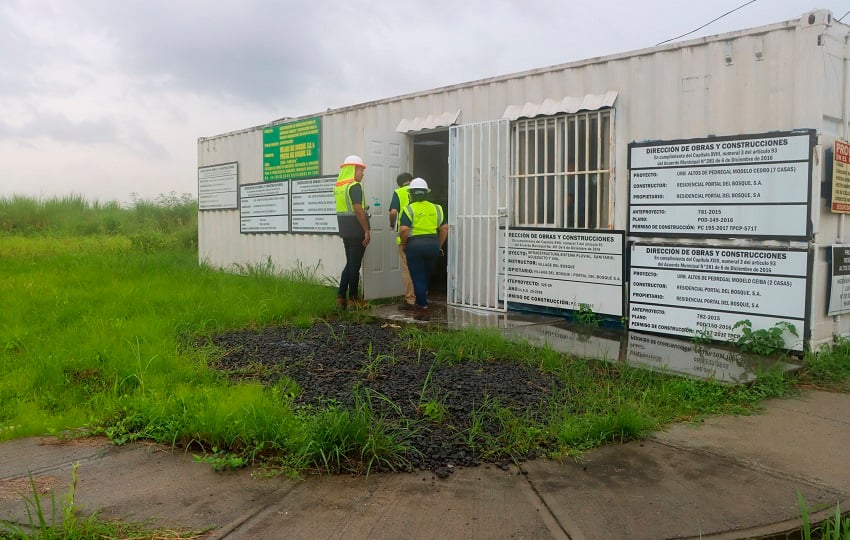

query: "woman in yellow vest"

left=398, top=177, right=448, bottom=320
left=334, top=155, right=370, bottom=308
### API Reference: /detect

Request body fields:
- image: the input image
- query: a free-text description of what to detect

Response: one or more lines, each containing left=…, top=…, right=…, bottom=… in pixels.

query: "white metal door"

left=362, top=130, right=408, bottom=300
left=448, top=120, right=509, bottom=311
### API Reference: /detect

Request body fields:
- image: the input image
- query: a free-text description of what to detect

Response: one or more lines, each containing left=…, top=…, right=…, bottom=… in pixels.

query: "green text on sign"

left=263, top=117, right=321, bottom=181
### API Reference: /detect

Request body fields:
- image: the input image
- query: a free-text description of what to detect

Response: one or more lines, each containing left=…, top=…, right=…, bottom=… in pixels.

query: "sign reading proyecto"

left=504, top=229, right=624, bottom=316
left=240, top=181, right=289, bottom=233
left=629, top=244, right=809, bottom=351
left=629, top=130, right=813, bottom=239
left=832, top=139, right=850, bottom=213
left=291, top=176, right=338, bottom=233
left=198, top=162, right=238, bottom=210
left=828, top=245, right=850, bottom=315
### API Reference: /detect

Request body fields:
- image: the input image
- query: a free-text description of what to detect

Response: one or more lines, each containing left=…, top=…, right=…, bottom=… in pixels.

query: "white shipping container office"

left=197, top=9, right=850, bottom=351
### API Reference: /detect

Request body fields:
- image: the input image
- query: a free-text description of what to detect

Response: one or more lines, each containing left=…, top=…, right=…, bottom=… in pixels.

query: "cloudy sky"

left=1, top=0, right=846, bottom=204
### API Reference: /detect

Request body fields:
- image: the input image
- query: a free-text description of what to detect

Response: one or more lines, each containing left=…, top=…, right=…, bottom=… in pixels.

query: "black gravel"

left=203, top=320, right=560, bottom=475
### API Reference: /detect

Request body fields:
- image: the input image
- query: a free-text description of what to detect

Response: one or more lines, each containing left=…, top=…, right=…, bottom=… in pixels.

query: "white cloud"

left=0, top=0, right=844, bottom=203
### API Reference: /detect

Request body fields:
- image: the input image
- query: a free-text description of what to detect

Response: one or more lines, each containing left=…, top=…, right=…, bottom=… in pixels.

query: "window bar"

left=542, top=118, right=550, bottom=227
left=552, top=117, right=564, bottom=227
left=522, top=122, right=530, bottom=226
left=594, top=111, right=603, bottom=229
left=583, top=113, right=590, bottom=229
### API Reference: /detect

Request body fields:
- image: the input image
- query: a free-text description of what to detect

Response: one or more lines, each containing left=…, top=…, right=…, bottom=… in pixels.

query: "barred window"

left=510, top=110, right=612, bottom=229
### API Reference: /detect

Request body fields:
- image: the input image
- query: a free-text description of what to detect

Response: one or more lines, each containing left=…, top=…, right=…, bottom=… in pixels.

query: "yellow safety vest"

left=334, top=164, right=365, bottom=216
left=402, top=201, right=443, bottom=237
left=394, top=185, right=411, bottom=245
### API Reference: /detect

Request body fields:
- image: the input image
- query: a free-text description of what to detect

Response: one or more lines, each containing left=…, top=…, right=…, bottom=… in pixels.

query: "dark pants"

left=338, top=237, right=366, bottom=300
left=405, top=237, right=440, bottom=307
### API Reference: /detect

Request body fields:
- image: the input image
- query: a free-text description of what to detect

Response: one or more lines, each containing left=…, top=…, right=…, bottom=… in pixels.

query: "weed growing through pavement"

left=797, top=492, right=850, bottom=540
left=575, top=303, right=601, bottom=326
left=0, top=463, right=208, bottom=539
left=193, top=447, right=248, bottom=470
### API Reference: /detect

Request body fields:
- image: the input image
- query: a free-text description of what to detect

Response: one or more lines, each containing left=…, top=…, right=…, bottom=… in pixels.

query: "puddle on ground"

left=439, top=304, right=801, bottom=385
left=369, top=301, right=801, bottom=384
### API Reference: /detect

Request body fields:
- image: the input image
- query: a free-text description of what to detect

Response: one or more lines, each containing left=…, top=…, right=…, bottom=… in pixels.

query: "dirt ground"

left=205, top=319, right=559, bottom=476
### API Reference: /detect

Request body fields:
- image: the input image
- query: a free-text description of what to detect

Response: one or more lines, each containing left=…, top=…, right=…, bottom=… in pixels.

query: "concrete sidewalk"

left=0, top=389, right=847, bottom=539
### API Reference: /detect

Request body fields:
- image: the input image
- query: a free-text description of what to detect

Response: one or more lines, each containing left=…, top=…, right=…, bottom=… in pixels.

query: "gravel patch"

left=205, top=320, right=560, bottom=475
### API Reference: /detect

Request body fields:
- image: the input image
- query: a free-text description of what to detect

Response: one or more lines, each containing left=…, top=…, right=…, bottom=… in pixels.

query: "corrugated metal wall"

left=198, top=10, right=849, bottom=345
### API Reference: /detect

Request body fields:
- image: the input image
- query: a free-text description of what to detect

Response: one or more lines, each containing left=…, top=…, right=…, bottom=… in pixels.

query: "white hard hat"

left=408, top=177, right=430, bottom=192
left=340, top=154, right=366, bottom=168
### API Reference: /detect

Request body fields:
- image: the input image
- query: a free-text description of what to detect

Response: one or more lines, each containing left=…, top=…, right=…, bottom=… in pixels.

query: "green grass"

left=0, top=194, right=849, bottom=476
left=1, top=193, right=850, bottom=536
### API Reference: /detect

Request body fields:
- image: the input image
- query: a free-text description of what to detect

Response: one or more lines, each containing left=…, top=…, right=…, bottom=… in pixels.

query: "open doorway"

left=412, top=130, right=449, bottom=296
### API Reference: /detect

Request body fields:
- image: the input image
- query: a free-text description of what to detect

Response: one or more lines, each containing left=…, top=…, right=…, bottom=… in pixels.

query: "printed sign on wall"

left=629, top=244, right=809, bottom=351
left=629, top=130, right=814, bottom=239
left=503, top=228, right=624, bottom=316
left=263, top=118, right=321, bottom=182
left=291, top=176, right=338, bottom=233
left=832, top=139, right=850, bottom=213
left=240, top=181, right=289, bottom=233
left=828, top=245, right=850, bottom=315
left=198, top=162, right=238, bottom=211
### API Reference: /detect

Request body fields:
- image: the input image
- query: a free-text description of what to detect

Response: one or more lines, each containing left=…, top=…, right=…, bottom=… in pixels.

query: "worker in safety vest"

left=334, top=154, right=370, bottom=309
left=398, top=177, right=448, bottom=320
left=389, top=172, right=416, bottom=310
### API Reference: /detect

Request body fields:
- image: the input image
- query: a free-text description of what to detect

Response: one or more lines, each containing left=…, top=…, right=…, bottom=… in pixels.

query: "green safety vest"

left=401, top=201, right=443, bottom=238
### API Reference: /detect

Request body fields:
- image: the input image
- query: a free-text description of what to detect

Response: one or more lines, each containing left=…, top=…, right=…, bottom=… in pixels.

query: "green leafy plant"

left=575, top=304, right=601, bottom=327
left=692, top=328, right=714, bottom=345
left=732, top=320, right=798, bottom=356
left=420, top=399, right=448, bottom=423
left=193, top=447, right=248, bottom=470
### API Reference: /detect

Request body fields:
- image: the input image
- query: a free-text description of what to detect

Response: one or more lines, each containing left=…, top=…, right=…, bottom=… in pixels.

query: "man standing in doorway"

left=389, top=172, right=416, bottom=311
left=334, top=154, right=370, bottom=309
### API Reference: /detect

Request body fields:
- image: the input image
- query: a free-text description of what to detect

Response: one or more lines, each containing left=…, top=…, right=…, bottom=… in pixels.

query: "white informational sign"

left=291, top=176, right=338, bottom=233
left=626, top=332, right=797, bottom=384
left=629, top=131, right=813, bottom=239
left=292, top=215, right=338, bottom=233
left=240, top=181, right=289, bottom=233
left=828, top=245, right=850, bottom=315
left=503, top=229, right=624, bottom=316
left=198, top=162, right=238, bottom=210
left=629, top=244, right=809, bottom=351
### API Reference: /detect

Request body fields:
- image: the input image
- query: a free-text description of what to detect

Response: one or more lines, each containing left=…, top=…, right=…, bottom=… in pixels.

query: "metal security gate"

left=448, top=120, right=509, bottom=311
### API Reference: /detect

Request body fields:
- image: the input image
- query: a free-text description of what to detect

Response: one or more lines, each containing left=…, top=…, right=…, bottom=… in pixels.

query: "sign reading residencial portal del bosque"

left=629, top=130, right=814, bottom=239
left=629, top=244, right=809, bottom=351
left=240, top=181, right=289, bottom=233
left=291, top=176, right=338, bottom=233
left=504, top=228, right=624, bottom=316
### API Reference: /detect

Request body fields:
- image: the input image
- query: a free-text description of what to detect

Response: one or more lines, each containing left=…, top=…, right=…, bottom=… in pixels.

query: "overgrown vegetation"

left=0, top=195, right=849, bottom=535
left=798, top=493, right=850, bottom=540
